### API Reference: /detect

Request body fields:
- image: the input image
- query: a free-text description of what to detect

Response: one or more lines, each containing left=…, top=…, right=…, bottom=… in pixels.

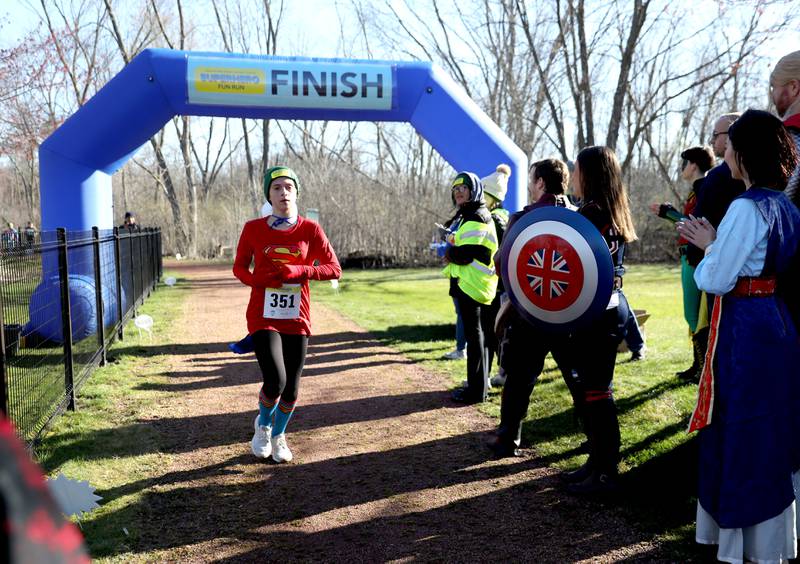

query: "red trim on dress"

left=688, top=295, right=721, bottom=432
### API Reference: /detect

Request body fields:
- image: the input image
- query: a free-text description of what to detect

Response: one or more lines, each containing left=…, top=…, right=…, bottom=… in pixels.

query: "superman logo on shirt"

left=263, top=244, right=302, bottom=265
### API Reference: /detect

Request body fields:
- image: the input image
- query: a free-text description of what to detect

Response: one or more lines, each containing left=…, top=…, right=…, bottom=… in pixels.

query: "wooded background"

left=1, top=0, right=796, bottom=264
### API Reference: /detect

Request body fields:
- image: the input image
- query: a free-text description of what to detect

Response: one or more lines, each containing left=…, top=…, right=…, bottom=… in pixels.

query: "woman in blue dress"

left=679, top=109, right=800, bottom=562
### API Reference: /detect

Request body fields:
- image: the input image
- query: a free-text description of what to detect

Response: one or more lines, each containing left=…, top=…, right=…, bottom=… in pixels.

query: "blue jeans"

left=621, top=292, right=644, bottom=353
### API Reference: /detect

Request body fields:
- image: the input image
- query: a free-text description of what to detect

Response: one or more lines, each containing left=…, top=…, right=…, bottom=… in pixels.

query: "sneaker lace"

left=257, top=424, right=270, bottom=439
left=275, top=435, right=288, bottom=450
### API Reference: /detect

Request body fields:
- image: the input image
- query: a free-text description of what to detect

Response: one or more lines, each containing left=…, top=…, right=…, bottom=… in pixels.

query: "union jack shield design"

left=500, top=206, right=613, bottom=332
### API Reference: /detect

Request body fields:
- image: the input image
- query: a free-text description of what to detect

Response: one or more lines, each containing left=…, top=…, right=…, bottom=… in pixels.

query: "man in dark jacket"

left=686, top=114, right=745, bottom=266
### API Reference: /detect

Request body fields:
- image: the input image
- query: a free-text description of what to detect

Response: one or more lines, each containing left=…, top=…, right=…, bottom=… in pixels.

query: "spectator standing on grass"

left=444, top=172, right=498, bottom=404
left=679, top=109, right=800, bottom=563
left=233, top=166, right=341, bottom=463
left=676, top=113, right=745, bottom=382
left=120, top=211, right=140, bottom=231
left=650, top=145, right=715, bottom=382
left=1, top=223, right=19, bottom=249
left=488, top=158, right=579, bottom=457
left=480, top=164, right=511, bottom=386
left=23, top=221, right=37, bottom=247
left=561, top=146, right=637, bottom=495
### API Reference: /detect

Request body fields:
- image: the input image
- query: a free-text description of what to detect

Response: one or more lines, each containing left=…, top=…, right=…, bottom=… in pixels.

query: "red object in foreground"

left=0, top=417, right=90, bottom=563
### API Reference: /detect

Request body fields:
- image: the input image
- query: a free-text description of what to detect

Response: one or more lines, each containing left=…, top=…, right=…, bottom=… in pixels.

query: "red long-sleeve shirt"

left=233, top=216, right=341, bottom=336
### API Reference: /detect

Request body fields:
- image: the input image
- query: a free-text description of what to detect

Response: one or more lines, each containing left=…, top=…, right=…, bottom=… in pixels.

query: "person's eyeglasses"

left=451, top=185, right=470, bottom=192
left=709, top=130, right=728, bottom=141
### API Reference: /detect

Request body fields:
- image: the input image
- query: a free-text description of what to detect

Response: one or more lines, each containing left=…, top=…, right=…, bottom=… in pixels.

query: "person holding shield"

left=233, top=166, right=341, bottom=463
left=488, top=158, right=579, bottom=457
left=562, top=146, right=637, bottom=494
left=444, top=172, right=499, bottom=404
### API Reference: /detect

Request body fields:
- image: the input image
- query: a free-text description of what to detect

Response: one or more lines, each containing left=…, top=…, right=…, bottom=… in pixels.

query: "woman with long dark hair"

left=679, top=109, right=800, bottom=562
left=562, top=146, right=637, bottom=494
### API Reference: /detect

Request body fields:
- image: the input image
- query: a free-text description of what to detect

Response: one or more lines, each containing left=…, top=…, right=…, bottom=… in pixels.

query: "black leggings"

left=571, top=304, right=628, bottom=475
left=252, top=330, right=308, bottom=402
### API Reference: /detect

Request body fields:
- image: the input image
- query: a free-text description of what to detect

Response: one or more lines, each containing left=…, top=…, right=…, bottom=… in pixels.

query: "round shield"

left=500, top=206, right=613, bottom=332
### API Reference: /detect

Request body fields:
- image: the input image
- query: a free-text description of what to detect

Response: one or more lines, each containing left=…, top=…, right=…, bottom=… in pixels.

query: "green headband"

left=263, top=166, right=301, bottom=201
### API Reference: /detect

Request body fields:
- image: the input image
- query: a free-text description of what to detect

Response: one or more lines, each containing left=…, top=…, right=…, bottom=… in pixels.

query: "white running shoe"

left=443, top=349, right=467, bottom=360
left=490, top=372, right=507, bottom=387
left=271, top=433, right=293, bottom=463
left=251, top=415, right=272, bottom=459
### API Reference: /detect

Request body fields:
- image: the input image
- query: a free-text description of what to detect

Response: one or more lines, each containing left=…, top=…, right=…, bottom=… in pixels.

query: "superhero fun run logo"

left=188, top=56, right=394, bottom=111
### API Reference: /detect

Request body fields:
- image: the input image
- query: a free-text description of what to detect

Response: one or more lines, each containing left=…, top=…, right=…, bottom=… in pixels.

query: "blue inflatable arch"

left=35, top=49, right=527, bottom=341
left=41, top=49, right=527, bottom=231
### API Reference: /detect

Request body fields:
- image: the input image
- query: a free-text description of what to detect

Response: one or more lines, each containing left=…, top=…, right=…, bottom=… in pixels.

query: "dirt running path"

left=132, top=263, right=666, bottom=562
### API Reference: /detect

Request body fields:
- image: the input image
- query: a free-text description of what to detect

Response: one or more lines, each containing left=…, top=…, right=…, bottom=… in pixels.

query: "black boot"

left=693, top=328, right=708, bottom=382
left=676, top=329, right=707, bottom=383
left=675, top=345, right=699, bottom=381
left=566, top=469, right=620, bottom=494
left=564, top=400, right=620, bottom=495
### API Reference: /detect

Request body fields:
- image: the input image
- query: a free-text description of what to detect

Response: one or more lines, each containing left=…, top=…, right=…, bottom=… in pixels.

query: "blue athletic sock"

left=271, top=398, right=296, bottom=436
left=258, top=387, right=278, bottom=427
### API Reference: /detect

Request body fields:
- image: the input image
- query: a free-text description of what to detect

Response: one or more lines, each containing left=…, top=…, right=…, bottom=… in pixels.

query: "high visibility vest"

left=491, top=207, right=509, bottom=227
left=442, top=219, right=498, bottom=304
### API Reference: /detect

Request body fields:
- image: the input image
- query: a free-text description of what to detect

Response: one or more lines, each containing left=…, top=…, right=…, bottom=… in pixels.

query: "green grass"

left=312, top=264, right=700, bottom=554
left=35, top=271, right=190, bottom=561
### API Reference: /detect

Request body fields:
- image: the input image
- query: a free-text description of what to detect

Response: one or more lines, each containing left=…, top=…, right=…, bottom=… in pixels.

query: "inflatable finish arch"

left=41, top=49, right=527, bottom=231
left=36, top=49, right=528, bottom=341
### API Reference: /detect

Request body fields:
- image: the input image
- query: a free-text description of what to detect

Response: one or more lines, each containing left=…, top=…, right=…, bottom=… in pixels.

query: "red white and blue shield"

left=500, top=206, right=613, bottom=332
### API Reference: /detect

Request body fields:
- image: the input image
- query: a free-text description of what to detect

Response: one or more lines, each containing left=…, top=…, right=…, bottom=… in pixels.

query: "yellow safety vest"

left=442, top=219, right=498, bottom=304
left=491, top=207, right=509, bottom=225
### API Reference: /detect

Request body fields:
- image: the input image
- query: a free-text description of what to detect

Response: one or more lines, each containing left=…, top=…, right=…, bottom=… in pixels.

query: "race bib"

left=263, top=284, right=301, bottom=319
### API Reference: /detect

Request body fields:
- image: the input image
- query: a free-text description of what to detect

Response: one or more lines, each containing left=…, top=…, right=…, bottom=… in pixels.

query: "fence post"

left=128, top=230, right=137, bottom=315
left=146, top=229, right=153, bottom=296
left=157, top=228, right=163, bottom=279
left=113, top=227, right=124, bottom=340
left=57, top=228, right=76, bottom=411
left=92, top=227, right=106, bottom=366
left=114, top=227, right=124, bottom=341
left=151, top=229, right=158, bottom=291
left=0, top=294, right=8, bottom=417
left=137, top=229, right=146, bottom=299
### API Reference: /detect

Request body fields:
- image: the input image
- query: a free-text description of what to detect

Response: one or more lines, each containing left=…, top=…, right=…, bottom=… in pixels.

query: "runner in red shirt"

left=233, top=166, right=341, bottom=463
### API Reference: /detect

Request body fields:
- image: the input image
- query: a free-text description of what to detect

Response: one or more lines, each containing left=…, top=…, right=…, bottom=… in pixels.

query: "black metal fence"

left=0, top=227, right=162, bottom=446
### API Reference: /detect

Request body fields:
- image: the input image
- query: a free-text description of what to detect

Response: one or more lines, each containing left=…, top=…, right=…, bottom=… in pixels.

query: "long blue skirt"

left=698, top=294, right=800, bottom=529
